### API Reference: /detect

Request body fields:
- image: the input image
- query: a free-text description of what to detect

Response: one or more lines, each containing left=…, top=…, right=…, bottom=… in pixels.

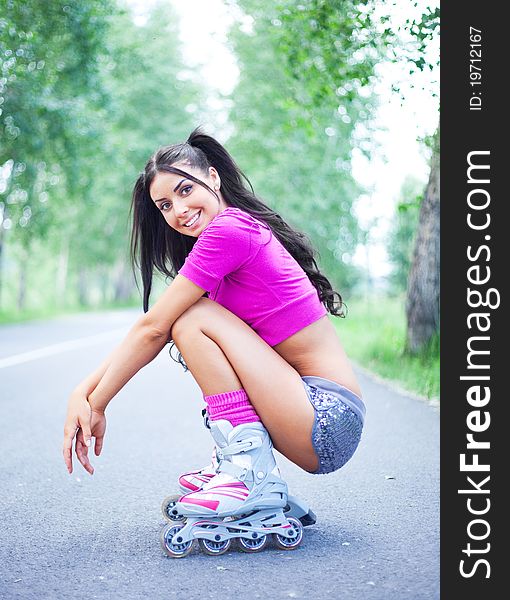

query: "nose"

left=173, top=201, right=190, bottom=219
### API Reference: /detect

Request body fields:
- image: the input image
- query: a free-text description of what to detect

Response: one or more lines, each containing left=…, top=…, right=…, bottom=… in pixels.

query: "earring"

left=214, top=185, right=220, bottom=191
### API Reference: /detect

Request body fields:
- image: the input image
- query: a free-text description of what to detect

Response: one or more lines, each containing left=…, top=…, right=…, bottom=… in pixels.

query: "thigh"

left=172, top=298, right=318, bottom=472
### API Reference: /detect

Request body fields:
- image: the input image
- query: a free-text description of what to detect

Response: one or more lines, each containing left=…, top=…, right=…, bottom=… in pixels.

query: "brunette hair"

left=130, top=127, right=344, bottom=316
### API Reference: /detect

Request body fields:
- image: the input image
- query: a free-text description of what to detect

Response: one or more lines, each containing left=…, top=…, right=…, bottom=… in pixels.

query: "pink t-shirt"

left=178, top=207, right=327, bottom=346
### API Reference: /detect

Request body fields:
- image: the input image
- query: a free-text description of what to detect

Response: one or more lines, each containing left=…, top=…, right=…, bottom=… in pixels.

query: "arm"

left=63, top=274, right=205, bottom=473
left=86, top=212, right=256, bottom=413
left=87, top=274, right=205, bottom=413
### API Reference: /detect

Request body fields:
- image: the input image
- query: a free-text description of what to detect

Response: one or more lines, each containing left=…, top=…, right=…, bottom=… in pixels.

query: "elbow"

left=137, top=317, right=171, bottom=343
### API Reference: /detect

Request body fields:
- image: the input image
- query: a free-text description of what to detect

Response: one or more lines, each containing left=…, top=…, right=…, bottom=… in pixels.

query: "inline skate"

left=159, top=420, right=313, bottom=557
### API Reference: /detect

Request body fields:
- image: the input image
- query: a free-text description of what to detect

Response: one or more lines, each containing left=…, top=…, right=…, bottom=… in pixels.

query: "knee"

left=170, top=297, right=215, bottom=341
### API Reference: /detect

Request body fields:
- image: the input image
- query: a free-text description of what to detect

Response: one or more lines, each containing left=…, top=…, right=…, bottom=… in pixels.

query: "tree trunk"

left=0, top=228, right=4, bottom=310
left=56, top=239, right=69, bottom=307
left=113, top=259, right=135, bottom=302
left=78, top=267, right=89, bottom=306
left=405, top=128, right=440, bottom=353
left=17, top=259, right=27, bottom=312
left=0, top=202, right=8, bottom=310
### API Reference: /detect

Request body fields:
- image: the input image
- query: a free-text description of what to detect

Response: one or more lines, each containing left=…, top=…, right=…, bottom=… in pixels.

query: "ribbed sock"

left=204, top=389, right=261, bottom=427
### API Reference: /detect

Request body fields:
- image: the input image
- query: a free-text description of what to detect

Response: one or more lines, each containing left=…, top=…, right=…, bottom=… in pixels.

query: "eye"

left=181, top=184, right=192, bottom=196
left=160, top=201, right=172, bottom=211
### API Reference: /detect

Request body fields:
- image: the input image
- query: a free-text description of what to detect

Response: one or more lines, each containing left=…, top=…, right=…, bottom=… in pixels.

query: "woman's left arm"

left=87, top=274, right=205, bottom=414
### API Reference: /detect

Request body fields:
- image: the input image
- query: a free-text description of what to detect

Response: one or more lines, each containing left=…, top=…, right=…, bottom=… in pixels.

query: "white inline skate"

left=160, top=420, right=312, bottom=557
left=162, top=457, right=316, bottom=530
left=161, top=418, right=316, bottom=532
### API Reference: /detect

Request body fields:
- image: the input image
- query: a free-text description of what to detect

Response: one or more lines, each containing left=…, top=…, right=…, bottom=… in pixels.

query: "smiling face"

left=149, top=164, right=228, bottom=237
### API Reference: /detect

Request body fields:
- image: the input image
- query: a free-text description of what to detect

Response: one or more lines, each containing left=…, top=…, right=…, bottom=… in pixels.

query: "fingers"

left=63, top=403, right=104, bottom=475
left=75, top=429, right=94, bottom=475
left=94, top=436, right=104, bottom=457
left=63, top=426, right=76, bottom=474
left=90, top=410, right=106, bottom=457
left=81, top=421, right=92, bottom=449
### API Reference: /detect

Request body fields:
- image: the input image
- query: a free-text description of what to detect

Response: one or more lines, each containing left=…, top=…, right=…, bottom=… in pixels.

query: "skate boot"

left=160, top=420, right=306, bottom=557
left=178, top=447, right=218, bottom=493
left=160, top=448, right=219, bottom=522
left=163, top=450, right=316, bottom=527
left=162, top=416, right=316, bottom=527
left=178, top=407, right=217, bottom=494
left=161, top=409, right=218, bottom=521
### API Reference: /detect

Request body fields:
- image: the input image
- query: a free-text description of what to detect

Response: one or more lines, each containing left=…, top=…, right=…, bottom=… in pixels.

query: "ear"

left=209, top=166, right=220, bottom=189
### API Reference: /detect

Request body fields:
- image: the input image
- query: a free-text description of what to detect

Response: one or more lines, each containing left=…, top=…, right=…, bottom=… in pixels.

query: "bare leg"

left=171, top=298, right=319, bottom=473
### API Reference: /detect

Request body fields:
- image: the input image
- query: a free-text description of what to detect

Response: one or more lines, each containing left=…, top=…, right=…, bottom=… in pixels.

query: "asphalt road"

left=0, top=310, right=439, bottom=600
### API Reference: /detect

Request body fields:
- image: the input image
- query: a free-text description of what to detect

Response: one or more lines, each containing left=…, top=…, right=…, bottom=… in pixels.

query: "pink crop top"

left=178, top=207, right=327, bottom=346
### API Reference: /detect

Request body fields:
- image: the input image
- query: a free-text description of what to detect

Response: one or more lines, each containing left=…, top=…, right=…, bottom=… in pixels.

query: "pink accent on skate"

left=204, top=482, right=249, bottom=498
left=179, top=496, right=220, bottom=511
left=209, top=491, right=248, bottom=501
left=209, top=487, right=248, bottom=496
left=179, top=465, right=216, bottom=492
left=180, top=479, right=251, bottom=510
left=178, top=478, right=200, bottom=492
left=204, top=389, right=261, bottom=426
left=180, top=481, right=199, bottom=492
left=213, top=482, right=248, bottom=489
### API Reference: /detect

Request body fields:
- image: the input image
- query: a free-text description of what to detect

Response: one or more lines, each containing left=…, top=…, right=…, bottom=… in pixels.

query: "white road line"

left=0, top=328, right=128, bottom=369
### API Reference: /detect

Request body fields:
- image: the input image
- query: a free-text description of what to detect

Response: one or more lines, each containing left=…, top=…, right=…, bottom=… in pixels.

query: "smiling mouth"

left=183, top=211, right=201, bottom=228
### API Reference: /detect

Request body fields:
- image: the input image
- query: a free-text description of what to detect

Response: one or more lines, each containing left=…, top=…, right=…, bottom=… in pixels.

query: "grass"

left=332, top=295, right=440, bottom=401
left=0, top=299, right=140, bottom=325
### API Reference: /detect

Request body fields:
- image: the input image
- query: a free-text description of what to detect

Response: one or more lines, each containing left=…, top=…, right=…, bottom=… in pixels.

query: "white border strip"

left=0, top=328, right=127, bottom=369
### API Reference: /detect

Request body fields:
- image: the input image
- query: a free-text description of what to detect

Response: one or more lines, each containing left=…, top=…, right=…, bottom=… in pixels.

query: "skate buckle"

left=256, top=471, right=265, bottom=480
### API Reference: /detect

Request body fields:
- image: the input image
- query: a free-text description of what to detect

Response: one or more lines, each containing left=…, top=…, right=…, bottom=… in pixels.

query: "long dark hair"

left=130, top=127, right=345, bottom=316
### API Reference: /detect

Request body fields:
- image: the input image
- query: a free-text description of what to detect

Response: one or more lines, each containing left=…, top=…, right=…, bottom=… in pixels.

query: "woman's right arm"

left=63, top=274, right=206, bottom=474
left=63, top=328, right=160, bottom=474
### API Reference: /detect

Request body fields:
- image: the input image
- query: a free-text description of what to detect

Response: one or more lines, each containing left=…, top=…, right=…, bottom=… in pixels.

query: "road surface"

left=0, top=310, right=439, bottom=599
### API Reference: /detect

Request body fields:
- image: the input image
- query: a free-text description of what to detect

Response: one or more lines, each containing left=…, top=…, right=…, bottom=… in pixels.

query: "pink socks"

left=204, top=389, right=261, bottom=427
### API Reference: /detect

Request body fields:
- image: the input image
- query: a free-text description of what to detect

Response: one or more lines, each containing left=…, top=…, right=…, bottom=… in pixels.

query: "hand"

left=63, top=393, right=106, bottom=475
left=74, top=410, right=106, bottom=475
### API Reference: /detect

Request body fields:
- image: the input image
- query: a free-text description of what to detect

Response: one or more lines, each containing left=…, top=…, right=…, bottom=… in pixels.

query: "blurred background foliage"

left=0, top=0, right=439, bottom=398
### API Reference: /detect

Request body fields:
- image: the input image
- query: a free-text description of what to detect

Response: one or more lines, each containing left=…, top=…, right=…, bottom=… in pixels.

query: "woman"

left=63, top=128, right=365, bottom=556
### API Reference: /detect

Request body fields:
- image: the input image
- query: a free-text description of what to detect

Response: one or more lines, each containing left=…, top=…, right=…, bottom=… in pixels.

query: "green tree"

left=0, top=0, right=116, bottom=308
left=1, top=1, right=204, bottom=313
left=61, top=3, right=205, bottom=307
left=225, top=0, right=388, bottom=293
left=399, top=5, right=440, bottom=353
left=387, top=177, right=422, bottom=294
left=405, top=128, right=439, bottom=353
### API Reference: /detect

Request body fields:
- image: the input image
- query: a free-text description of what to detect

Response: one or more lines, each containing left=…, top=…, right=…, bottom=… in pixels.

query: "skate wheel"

left=161, top=494, right=184, bottom=523
left=273, top=517, right=304, bottom=550
left=160, top=523, right=193, bottom=558
left=198, top=537, right=232, bottom=556
left=238, top=534, right=268, bottom=553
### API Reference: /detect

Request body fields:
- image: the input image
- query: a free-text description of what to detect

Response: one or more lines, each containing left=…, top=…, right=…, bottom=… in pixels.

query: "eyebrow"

left=154, top=178, right=188, bottom=203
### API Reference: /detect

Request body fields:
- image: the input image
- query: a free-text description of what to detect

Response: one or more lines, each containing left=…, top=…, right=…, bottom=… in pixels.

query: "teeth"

left=184, top=211, right=200, bottom=227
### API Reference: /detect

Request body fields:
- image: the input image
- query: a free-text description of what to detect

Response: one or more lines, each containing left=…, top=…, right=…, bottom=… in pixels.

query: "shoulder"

left=202, top=207, right=272, bottom=244
left=206, top=207, right=259, bottom=230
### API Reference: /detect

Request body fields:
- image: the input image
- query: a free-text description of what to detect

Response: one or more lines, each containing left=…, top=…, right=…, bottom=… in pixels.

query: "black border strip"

left=441, top=2, right=503, bottom=596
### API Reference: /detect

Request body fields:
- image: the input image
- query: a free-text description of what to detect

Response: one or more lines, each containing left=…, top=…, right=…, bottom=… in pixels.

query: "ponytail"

left=186, top=129, right=255, bottom=195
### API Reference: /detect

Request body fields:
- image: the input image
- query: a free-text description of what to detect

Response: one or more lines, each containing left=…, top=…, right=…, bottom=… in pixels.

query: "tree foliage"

left=1, top=0, right=116, bottom=306
left=225, top=0, right=390, bottom=293
left=0, top=0, right=439, bottom=322
left=0, top=1, right=203, bottom=311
